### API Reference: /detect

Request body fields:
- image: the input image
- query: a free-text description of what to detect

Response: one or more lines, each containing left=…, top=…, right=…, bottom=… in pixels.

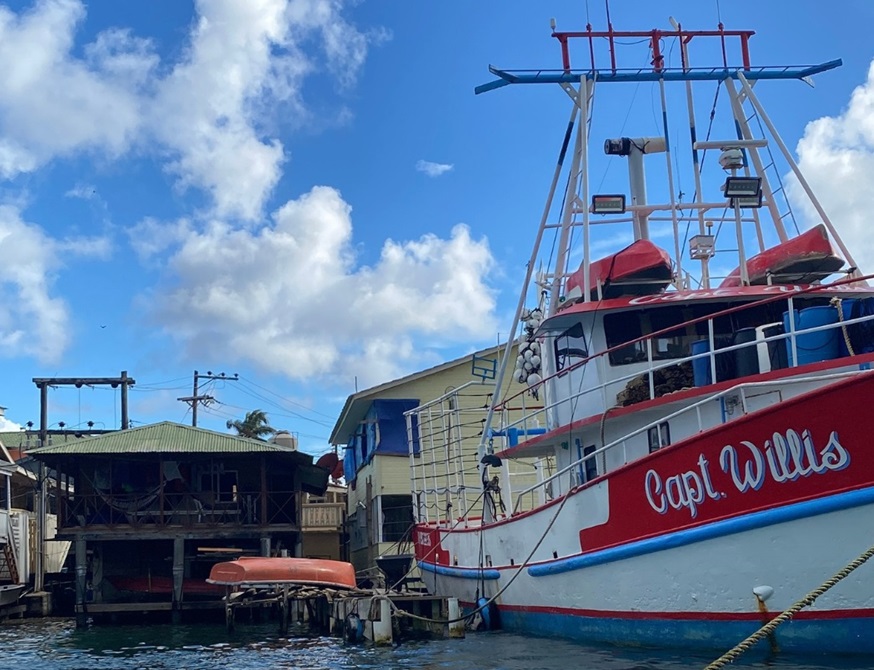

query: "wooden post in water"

left=447, top=598, right=465, bottom=638
left=279, top=586, right=289, bottom=634
left=74, top=537, right=87, bottom=628
left=171, top=537, right=184, bottom=624
left=371, top=597, right=393, bottom=645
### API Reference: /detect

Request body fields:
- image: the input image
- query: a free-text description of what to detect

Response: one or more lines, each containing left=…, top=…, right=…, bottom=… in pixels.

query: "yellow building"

left=329, top=344, right=540, bottom=579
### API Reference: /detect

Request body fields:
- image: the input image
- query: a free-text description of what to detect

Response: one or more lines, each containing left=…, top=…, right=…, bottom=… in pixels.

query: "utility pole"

left=31, top=371, right=136, bottom=594
left=177, top=370, right=238, bottom=427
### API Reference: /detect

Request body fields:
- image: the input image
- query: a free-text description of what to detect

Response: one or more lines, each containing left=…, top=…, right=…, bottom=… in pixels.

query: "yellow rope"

left=704, top=542, right=874, bottom=670
left=831, top=297, right=855, bottom=356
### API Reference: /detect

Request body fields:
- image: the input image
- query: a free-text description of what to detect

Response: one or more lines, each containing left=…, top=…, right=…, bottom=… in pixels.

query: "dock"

left=219, top=585, right=465, bottom=644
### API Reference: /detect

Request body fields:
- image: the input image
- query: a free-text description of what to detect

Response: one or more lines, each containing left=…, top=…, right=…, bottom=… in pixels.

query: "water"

left=0, top=619, right=870, bottom=670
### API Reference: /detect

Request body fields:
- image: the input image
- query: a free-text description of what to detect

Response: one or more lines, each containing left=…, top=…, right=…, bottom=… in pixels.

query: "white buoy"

left=527, top=373, right=542, bottom=386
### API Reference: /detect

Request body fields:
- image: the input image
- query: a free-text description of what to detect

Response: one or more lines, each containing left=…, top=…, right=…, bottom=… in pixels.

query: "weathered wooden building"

left=28, top=421, right=333, bottom=622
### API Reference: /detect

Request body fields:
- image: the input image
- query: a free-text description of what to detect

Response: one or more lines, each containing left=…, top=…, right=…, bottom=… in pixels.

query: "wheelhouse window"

left=604, top=302, right=788, bottom=366
left=648, top=422, right=671, bottom=453
left=554, top=322, right=588, bottom=372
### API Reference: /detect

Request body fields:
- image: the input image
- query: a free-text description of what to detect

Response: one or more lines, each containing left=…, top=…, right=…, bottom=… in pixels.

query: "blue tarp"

left=342, top=399, right=420, bottom=482
left=344, top=439, right=357, bottom=484
left=370, top=399, right=420, bottom=456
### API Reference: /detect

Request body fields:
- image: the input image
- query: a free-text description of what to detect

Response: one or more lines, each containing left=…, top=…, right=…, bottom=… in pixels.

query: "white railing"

left=499, top=291, right=874, bottom=440
left=510, top=368, right=869, bottom=513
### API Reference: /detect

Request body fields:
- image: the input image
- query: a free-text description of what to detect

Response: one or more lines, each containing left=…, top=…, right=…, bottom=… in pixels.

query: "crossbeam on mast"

left=476, top=61, right=842, bottom=94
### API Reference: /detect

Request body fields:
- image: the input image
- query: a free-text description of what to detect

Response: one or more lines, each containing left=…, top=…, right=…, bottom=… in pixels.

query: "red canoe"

left=207, top=557, right=357, bottom=589
left=564, top=239, right=673, bottom=302
left=720, top=223, right=844, bottom=287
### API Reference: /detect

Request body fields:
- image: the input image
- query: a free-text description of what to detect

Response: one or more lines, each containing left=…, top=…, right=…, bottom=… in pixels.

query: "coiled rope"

left=704, top=541, right=874, bottom=669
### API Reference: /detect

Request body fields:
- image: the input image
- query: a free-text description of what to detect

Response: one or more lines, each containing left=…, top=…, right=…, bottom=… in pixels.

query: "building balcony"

left=56, top=490, right=301, bottom=534
left=301, top=502, right=345, bottom=531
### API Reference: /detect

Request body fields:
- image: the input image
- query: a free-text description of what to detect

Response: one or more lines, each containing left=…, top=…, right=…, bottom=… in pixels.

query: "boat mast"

left=472, top=19, right=848, bottom=452
left=551, top=78, right=591, bottom=314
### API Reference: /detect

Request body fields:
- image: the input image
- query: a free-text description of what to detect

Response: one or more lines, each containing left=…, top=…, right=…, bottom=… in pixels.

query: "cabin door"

left=549, top=321, right=604, bottom=428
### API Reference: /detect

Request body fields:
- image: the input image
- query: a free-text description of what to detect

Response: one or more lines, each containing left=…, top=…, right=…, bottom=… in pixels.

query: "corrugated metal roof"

left=28, top=421, right=306, bottom=457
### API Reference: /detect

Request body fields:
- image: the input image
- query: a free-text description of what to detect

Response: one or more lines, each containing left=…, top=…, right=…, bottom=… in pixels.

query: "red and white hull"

left=414, top=373, right=874, bottom=652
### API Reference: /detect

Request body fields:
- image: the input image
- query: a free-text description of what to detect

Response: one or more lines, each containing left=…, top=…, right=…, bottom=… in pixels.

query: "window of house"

left=555, top=322, right=588, bottom=372
left=379, top=494, right=413, bottom=543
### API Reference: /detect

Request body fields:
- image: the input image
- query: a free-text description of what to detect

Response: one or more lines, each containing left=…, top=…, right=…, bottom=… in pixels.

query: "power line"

left=237, top=375, right=336, bottom=420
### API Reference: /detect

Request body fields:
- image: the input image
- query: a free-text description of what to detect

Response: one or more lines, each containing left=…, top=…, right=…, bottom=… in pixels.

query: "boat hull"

left=421, top=498, right=874, bottom=652
left=414, top=374, right=874, bottom=653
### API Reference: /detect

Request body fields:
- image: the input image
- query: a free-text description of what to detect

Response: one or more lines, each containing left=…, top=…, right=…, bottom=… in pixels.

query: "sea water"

left=0, top=618, right=871, bottom=670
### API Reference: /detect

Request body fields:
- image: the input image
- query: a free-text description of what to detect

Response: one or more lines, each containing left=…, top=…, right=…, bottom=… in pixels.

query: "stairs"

left=0, top=542, right=17, bottom=583
left=0, top=513, right=20, bottom=584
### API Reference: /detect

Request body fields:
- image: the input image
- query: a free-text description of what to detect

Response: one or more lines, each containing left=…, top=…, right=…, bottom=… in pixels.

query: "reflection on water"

left=0, top=618, right=870, bottom=670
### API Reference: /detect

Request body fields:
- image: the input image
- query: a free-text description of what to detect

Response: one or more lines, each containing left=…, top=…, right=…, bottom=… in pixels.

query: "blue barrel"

left=691, top=339, right=711, bottom=386
left=734, top=327, right=759, bottom=377
left=783, top=306, right=840, bottom=366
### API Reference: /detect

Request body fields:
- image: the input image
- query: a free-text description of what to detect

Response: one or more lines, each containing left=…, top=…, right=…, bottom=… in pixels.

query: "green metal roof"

left=27, top=421, right=312, bottom=459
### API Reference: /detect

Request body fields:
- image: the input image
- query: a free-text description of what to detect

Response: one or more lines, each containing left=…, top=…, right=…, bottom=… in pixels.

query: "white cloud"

left=0, top=0, right=149, bottom=177
left=64, top=183, right=97, bottom=200
left=0, top=204, right=108, bottom=363
left=0, top=415, right=21, bottom=432
left=416, top=159, right=454, bottom=177
left=0, top=0, right=386, bottom=364
left=0, top=0, right=381, bottom=220
left=144, top=186, right=497, bottom=387
left=793, top=60, right=874, bottom=273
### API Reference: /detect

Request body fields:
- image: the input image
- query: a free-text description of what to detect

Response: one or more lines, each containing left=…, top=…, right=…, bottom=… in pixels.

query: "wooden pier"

left=220, top=585, right=465, bottom=644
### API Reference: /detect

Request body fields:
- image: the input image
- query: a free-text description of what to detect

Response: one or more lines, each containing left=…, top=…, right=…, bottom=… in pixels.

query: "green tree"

left=226, top=409, right=276, bottom=441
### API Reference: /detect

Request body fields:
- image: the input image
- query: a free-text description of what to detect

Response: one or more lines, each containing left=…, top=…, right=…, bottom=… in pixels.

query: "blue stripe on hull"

left=419, top=562, right=500, bottom=580
left=493, top=608, right=874, bottom=654
left=530, top=486, right=874, bottom=576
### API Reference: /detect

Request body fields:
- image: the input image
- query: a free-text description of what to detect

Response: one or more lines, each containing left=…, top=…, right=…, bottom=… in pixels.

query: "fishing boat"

left=207, top=557, right=357, bottom=589
left=407, top=19, right=874, bottom=654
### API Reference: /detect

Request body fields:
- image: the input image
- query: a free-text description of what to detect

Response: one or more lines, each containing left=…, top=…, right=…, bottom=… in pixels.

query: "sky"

left=0, top=0, right=873, bottom=455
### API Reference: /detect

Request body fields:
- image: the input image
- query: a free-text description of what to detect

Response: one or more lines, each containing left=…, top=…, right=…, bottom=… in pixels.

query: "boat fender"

left=476, top=597, right=501, bottom=631
left=344, top=612, right=364, bottom=643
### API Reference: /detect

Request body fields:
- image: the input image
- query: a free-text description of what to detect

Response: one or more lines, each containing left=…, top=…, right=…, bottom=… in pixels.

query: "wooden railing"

left=58, top=490, right=300, bottom=529
left=301, top=502, right=345, bottom=530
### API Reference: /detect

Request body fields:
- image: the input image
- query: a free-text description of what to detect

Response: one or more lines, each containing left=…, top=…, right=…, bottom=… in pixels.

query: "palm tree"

left=226, top=409, right=276, bottom=441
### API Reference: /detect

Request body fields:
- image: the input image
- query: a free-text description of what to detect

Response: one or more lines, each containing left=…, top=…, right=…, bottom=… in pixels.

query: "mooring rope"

left=704, top=541, right=874, bottom=670
left=830, top=297, right=855, bottom=356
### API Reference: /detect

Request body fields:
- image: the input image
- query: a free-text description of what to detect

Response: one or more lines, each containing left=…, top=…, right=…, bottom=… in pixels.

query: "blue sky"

left=0, top=0, right=872, bottom=455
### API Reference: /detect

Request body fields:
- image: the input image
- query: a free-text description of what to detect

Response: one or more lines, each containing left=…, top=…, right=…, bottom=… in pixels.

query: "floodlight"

left=724, top=176, right=762, bottom=198
left=729, top=191, right=764, bottom=208
left=591, top=194, right=626, bottom=214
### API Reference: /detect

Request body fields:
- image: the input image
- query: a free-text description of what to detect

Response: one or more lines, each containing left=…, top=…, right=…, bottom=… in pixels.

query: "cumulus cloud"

left=0, top=0, right=386, bottom=363
left=143, top=186, right=496, bottom=386
left=0, top=0, right=148, bottom=177
left=0, top=0, right=380, bottom=220
left=416, top=159, right=454, bottom=177
left=793, top=60, right=874, bottom=273
left=0, top=204, right=108, bottom=363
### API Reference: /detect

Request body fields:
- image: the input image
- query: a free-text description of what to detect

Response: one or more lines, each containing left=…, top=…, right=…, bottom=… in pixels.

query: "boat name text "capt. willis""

left=644, top=429, right=849, bottom=518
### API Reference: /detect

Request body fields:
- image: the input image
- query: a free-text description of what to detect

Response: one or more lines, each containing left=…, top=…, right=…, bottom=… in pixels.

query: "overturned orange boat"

left=207, top=557, right=357, bottom=589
